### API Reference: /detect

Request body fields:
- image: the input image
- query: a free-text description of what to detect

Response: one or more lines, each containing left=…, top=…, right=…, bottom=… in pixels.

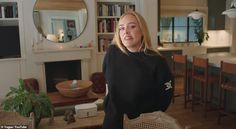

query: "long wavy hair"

left=112, top=11, right=158, bottom=55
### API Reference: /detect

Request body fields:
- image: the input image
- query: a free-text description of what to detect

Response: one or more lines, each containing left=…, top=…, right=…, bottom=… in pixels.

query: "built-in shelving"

left=96, top=0, right=135, bottom=53
left=0, top=0, right=22, bottom=59
left=0, top=2, right=18, bottom=19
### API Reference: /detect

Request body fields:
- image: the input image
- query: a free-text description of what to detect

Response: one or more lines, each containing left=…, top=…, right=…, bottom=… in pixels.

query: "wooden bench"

left=48, top=91, right=98, bottom=107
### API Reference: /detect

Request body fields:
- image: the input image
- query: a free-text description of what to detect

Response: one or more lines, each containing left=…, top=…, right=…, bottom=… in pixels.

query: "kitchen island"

left=158, top=45, right=230, bottom=67
left=187, top=52, right=236, bottom=113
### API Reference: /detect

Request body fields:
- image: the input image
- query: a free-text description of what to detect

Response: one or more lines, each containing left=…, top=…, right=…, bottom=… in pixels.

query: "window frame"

left=159, top=16, right=203, bottom=44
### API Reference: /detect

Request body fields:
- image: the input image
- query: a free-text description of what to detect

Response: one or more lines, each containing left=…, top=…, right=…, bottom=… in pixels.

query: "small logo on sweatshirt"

left=164, top=80, right=172, bottom=91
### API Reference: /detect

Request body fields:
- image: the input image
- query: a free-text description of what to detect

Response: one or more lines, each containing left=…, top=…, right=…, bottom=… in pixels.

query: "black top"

left=103, top=44, right=174, bottom=119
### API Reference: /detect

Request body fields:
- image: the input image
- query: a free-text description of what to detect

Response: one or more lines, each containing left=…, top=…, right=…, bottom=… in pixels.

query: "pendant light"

left=188, top=9, right=204, bottom=20
left=222, top=0, right=236, bottom=18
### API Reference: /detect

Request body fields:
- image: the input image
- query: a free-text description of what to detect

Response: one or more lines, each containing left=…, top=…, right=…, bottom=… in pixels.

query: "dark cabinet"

left=207, top=47, right=230, bottom=53
left=208, top=0, right=225, bottom=30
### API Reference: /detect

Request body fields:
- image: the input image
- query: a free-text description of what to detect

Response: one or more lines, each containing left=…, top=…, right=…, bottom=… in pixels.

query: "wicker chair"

left=23, top=78, right=39, bottom=93
left=90, top=72, right=106, bottom=93
left=0, top=111, right=35, bottom=129
left=123, top=111, right=183, bottom=129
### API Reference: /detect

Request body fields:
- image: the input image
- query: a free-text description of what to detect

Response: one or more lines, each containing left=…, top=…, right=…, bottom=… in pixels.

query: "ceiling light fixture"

left=188, top=9, right=204, bottom=20
left=222, top=0, right=236, bottom=18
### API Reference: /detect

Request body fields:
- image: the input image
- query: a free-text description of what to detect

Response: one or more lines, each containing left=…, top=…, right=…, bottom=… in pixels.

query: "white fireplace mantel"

left=33, top=47, right=93, bottom=92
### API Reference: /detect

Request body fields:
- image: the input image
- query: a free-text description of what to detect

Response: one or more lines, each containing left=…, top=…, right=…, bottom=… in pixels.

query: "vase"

left=198, top=39, right=203, bottom=46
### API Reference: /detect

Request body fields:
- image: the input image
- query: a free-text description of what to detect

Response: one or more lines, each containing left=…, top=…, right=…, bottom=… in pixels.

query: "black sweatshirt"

left=102, top=44, right=174, bottom=129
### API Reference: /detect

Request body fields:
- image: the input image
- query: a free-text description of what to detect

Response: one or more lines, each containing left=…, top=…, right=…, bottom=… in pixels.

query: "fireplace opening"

left=45, top=60, right=81, bottom=92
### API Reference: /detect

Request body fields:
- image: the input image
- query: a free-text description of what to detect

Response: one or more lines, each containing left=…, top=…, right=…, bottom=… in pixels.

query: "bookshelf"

left=96, top=0, right=136, bottom=53
left=0, top=0, right=22, bottom=59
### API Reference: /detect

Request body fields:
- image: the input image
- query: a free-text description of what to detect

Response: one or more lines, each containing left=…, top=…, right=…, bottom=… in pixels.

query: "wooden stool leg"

left=186, top=76, right=192, bottom=108
left=184, top=76, right=188, bottom=108
left=172, top=78, right=175, bottom=103
left=192, top=79, right=195, bottom=112
left=218, top=88, right=223, bottom=124
left=184, top=83, right=187, bottom=108
left=204, top=83, right=208, bottom=118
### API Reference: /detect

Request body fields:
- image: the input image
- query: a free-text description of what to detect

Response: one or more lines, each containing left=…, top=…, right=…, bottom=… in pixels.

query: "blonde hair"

left=113, top=11, right=158, bottom=55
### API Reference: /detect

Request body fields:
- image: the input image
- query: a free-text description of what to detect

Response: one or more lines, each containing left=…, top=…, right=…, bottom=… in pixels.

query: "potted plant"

left=1, top=79, right=54, bottom=127
left=193, top=19, right=209, bottom=46
left=194, top=28, right=209, bottom=46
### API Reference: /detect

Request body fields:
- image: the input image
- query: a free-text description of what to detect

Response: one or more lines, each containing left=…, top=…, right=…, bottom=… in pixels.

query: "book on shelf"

left=1, top=6, right=4, bottom=18
left=97, top=2, right=135, bottom=53
left=12, top=3, right=18, bottom=18
left=98, top=3, right=135, bottom=16
left=98, top=19, right=107, bottom=33
left=98, top=19, right=118, bottom=33
left=5, top=5, right=13, bottom=18
left=98, top=38, right=112, bottom=52
left=115, top=4, right=121, bottom=16
left=102, top=4, right=108, bottom=16
left=103, top=19, right=107, bottom=32
left=0, top=2, right=18, bottom=18
left=0, top=4, right=2, bottom=18
left=98, top=20, right=103, bottom=33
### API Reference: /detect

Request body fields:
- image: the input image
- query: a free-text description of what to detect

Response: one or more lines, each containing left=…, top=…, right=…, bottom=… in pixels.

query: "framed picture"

left=67, top=20, right=76, bottom=28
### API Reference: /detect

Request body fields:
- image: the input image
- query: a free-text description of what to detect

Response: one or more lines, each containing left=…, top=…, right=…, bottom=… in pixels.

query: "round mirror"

left=33, top=0, right=88, bottom=43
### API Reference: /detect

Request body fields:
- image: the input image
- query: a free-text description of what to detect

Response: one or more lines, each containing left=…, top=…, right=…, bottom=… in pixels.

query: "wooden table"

left=48, top=90, right=98, bottom=107
left=38, top=111, right=104, bottom=129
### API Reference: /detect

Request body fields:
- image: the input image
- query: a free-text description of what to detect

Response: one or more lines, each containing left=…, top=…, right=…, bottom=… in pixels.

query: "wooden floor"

left=52, top=77, right=236, bottom=129
left=166, top=96, right=236, bottom=129
left=166, top=77, right=236, bottom=129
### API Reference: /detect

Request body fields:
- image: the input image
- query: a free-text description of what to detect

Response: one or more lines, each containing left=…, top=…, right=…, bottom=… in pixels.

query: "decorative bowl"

left=56, top=80, right=93, bottom=98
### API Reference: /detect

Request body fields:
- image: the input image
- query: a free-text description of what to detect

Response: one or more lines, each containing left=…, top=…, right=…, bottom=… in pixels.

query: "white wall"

left=1, top=0, right=234, bottom=98
left=29, top=0, right=98, bottom=83
left=160, top=0, right=207, bottom=16
left=225, top=0, right=236, bottom=53
left=0, top=0, right=98, bottom=98
left=1, top=0, right=159, bottom=97
left=0, top=60, right=21, bottom=97
left=139, top=0, right=158, bottom=49
left=159, top=0, right=232, bottom=47
left=204, top=30, right=231, bottom=47
left=0, top=0, right=208, bottom=97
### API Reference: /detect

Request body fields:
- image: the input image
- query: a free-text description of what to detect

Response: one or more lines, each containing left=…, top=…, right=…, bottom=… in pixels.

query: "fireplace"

left=33, top=47, right=92, bottom=93
left=45, top=60, right=81, bottom=92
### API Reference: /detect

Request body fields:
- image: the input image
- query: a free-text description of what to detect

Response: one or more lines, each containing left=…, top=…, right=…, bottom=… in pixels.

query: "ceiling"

left=34, top=0, right=86, bottom=10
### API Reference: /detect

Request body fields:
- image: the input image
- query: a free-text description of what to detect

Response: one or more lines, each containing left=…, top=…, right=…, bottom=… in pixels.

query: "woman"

left=102, top=11, right=173, bottom=129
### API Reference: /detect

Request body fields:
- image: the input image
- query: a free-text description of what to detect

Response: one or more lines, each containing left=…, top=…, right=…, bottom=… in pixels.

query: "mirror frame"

left=33, top=0, right=88, bottom=43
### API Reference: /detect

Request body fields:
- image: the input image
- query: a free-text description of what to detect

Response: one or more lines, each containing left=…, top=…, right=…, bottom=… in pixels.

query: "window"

left=0, top=2, right=21, bottom=59
left=160, top=16, right=203, bottom=43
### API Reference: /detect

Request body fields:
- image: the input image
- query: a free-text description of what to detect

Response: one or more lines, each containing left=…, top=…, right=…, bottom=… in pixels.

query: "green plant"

left=193, top=19, right=209, bottom=45
left=194, top=28, right=209, bottom=45
left=1, top=79, right=54, bottom=127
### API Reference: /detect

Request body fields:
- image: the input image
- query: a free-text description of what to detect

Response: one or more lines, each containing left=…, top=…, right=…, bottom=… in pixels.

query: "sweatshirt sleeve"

left=156, top=57, right=174, bottom=111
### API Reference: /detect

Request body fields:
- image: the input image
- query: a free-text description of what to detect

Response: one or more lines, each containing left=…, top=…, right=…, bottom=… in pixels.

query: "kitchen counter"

left=188, top=52, right=236, bottom=67
left=158, top=45, right=231, bottom=68
left=157, top=45, right=230, bottom=52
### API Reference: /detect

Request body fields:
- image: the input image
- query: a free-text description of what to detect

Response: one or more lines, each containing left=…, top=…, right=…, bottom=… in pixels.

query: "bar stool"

left=172, top=54, right=191, bottom=108
left=218, top=61, right=236, bottom=124
left=191, top=56, right=219, bottom=118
